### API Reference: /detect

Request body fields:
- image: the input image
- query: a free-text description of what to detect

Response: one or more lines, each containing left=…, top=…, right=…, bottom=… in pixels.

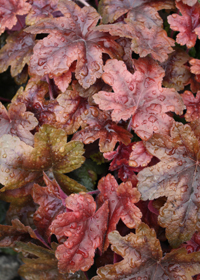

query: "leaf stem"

left=87, top=190, right=100, bottom=195
left=46, top=75, right=54, bottom=100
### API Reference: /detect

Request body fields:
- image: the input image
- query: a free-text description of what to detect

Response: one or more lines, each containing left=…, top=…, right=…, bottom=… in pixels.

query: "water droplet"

left=91, top=61, right=100, bottom=71
left=102, top=73, right=114, bottom=86
left=142, top=120, right=147, bottom=124
left=129, top=84, right=134, bottom=91
left=59, top=146, right=65, bottom=153
left=70, top=222, right=77, bottom=229
left=65, top=241, right=74, bottom=248
left=144, top=77, right=155, bottom=88
left=38, top=58, right=46, bottom=66
left=69, top=260, right=75, bottom=266
left=80, top=66, right=88, bottom=77
left=2, top=154, right=7, bottom=158
left=129, top=160, right=138, bottom=167
left=77, top=249, right=88, bottom=258
left=152, top=90, right=156, bottom=95
left=158, top=95, right=166, bottom=101
left=178, top=160, right=183, bottom=166
left=148, top=115, right=157, bottom=123
left=153, top=126, right=158, bottom=131
left=5, top=168, right=10, bottom=173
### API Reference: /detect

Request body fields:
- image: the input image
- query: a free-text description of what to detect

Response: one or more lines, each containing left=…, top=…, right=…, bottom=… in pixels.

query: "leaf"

left=129, top=141, right=153, bottom=168
left=190, top=58, right=200, bottom=83
left=49, top=193, right=109, bottom=273
left=0, top=219, right=39, bottom=247
left=182, top=90, right=200, bottom=122
left=0, top=31, right=35, bottom=77
left=97, top=174, right=142, bottom=251
left=69, top=158, right=107, bottom=191
left=32, top=173, right=66, bottom=240
left=161, top=48, right=191, bottom=91
left=167, top=1, right=200, bottom=48
left=92, top=223, right=200, bottom=280
left=98, top=0, right=175, bottom=25
left=72, top=107, right=132, bottom=153
left=25, top=0, right=123, bottom=90
left=14, top=242, right=87, bottom=280
left=12, top=78, right=58, bottom=126
left=0, top=101, right=38, bottom=146
left=0, top=124, right=85, bottom=192
left=93, top=58, right=185, bottom=141
left=96, top=22, right=174, bottom=63
left=137, top=122, right=200, bottom=247
left=0, top=0, right=31, bottom=35
left=26, top=0, right=59, bottom=26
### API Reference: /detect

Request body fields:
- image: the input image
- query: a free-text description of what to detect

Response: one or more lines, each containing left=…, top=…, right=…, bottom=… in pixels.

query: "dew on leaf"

left=158, top=95, right=166, bottom=101
left=148, top=115, right=157, bottom=123
left=2, top=154, right=7, bottom=158
left=65, top=241, right=74, bottom=248
left=38, top=58, right=47, bottom=66
left=178, top=160, right=183, bottom=166
left=69, top=260, right=75, bottom=266
left=77, top=249, right=88, bottom=258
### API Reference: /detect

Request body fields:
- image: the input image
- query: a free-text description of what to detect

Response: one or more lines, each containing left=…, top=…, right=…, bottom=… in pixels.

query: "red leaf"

left=97, top=174, right=142, bottom=251
left=25, top=0, right=123, bottom=89
left=93, top=58, right=185, bottom=140
left=182, top=90, right=200, bottom=122
left=0, top=0, right=31, bottom=35
left=32, top=173, right=66, bottom=240
left=50, top=193, right=109, bottom=273
left=168, top=1, right=200, bottom=48
left=190, top=58, right=200, bottom=83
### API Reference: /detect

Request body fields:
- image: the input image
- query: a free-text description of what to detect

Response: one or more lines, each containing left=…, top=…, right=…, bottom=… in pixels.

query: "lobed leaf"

left=92, top=223, right=200, bottom=279
left=93, top=58, right=185, bottom=141
left=0, top=31, right=35, bottom=77
left=26, top=0, right=59, bottom=26
left=168, top=1, right=200, bottom=48
left=0, top=101, right=38, bottom=146
left=25, top=0, right=123, bottom=90
left=0, top=0, right=31, bottom=35
left=97, top=174, right=142, bottom=251
left=50, top=193, right=109, bottom=273
left=137, top=122, right=200, bottom=247
left=0, top=124, right=85, bottom=192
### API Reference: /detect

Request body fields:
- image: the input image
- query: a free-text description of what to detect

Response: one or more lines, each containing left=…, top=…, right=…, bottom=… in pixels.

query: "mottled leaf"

left=168, top=1, right=200, bottom=48
left=92, top=223, right=200, bottom=280
left=97, top=174, right=142, bottom=251
left=50, top=193, right=109, bottom=273
left=25, top=0, right=123, bottom=90
left=0, top=0, right=31, bottom=35
left=0, top=101, right=38, bottom=146
left=0, top=124, right=85, bottom=192
left=137, top=122, right=200, bottom=247
left=190, top=58, right=200, bottom=83
left=93, top=58, right=185, bottom=141
left=129, top=141, right=153, bottom=168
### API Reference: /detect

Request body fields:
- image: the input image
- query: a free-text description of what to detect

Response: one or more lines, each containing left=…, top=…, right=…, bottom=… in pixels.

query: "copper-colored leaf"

left=168, top=1, right=200, bottom=48
left=25, top=0, right=123, bottom=90
left=50, top=193, right=109, bottom=273
left=0, top=219, right=39, bottom=247
left=0, top=0, right=31, bottom=35
left=0, top=101, right=38, bottom=146
left=93, top=58, right=185, bottom=141
left=0, top=124, right=85, bottom=192
left=92, top=223, right=200, bottom=280
left=97, top=174, right=142, bottom=251
left=0, top=31, right=35, bottom=77
left=190, top=58, right=200, bottom=83
left=26, top=0, right=59, bottom=26
left=161, top=48, right=191, bottom=91
left=137, top=122, right=200, bottom=247
left=72, top=107, right=132, bottom=153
